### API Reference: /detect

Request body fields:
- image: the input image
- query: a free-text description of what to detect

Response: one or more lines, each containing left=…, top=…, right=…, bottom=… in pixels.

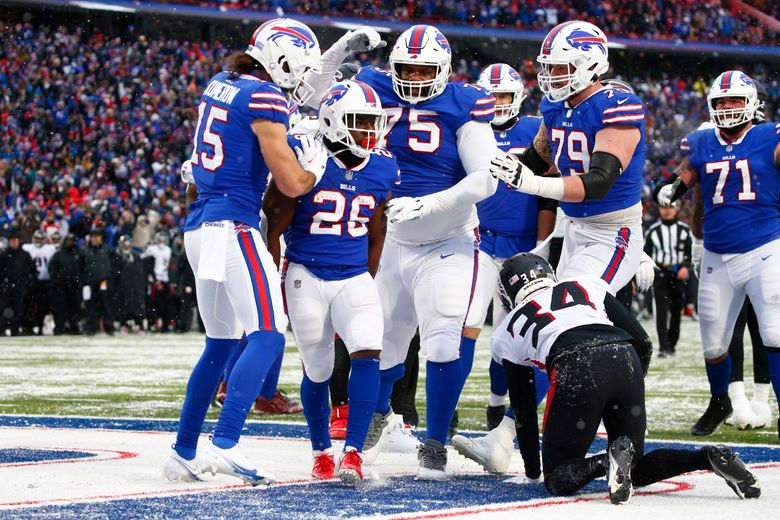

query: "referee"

left=644, top=203, right=692, bottom=357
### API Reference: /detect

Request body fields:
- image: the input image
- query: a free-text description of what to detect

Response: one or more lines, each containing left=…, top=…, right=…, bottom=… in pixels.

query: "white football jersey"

left=491, top=275, right=613, bottom=371
left=145, top=244, right=171, bottom=283
left=22, top=244, right=56, bottom=281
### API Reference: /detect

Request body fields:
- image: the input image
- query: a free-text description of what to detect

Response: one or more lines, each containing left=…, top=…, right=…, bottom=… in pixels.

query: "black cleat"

left=607, top=436, right=635, bottom=505
left=707, top=445, right=760, bottom=499
left=486, top=405, right=506, bottom=430
left=691, top=395, right=732, bottom=436
left=448, top=410, right=459, bottom=439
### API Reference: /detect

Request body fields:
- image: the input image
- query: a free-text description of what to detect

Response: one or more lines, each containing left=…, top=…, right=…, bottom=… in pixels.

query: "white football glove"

left=385, top=196, right=435, bottom=224
left=656, top=183, right=675, bottom=206
left=691, top=236, right=703, bottom=278
left=180, top=159, right=194, bottom=184
left=344, top=28, right=387, bottom=53
left=293, top=135, right=328, bottom=185
left=635, top=252, right=658, bottom=292
left=489, top=149, right=534, bottom=191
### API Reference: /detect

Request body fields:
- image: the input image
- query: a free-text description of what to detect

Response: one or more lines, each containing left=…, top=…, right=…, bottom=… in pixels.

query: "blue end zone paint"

left=0, top=449, right=93, bottom=465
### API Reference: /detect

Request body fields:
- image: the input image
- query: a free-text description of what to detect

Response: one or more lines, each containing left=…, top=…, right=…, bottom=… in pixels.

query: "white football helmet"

left=477, top=63, right=526, bottom=125
left=319, top=80, right=387, bottom=158
left=245, top=18, right=322, bottom=105
left=537, top=21, right=609, bottom=102
left=389, top=25, right=451, bottom=104
left=707, top=71, right=759, bottom=129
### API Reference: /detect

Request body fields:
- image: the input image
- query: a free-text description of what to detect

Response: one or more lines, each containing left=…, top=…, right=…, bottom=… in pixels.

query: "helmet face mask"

left=245, top=18, right=322, bottom=106
left=537, top=21, right=609, bottom=103
left=32, top=230, right=46, bottom=247
left=319, top=81, right=387, bottom=157
left=389, top=25, right=452, bottom=104
left=477, top=63, right=526, bottom=125
left=708, top=71, right=759, bottom=129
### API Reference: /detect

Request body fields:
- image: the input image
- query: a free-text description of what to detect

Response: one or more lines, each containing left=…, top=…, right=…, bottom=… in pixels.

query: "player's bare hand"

left=635, top=252, right=658, bottom=292
left=294, top=135, right=328, bottom=184
left=490, top=149, right=533, bottom=191
left=385, top=196, right=433, bottom=224
left=345, top=28, right=386, bottom=52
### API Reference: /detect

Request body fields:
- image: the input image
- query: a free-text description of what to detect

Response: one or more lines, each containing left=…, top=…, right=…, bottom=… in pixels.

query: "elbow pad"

left=518, top=145, right=550, bottom=176
left=580, top=151, right=623, bottom=201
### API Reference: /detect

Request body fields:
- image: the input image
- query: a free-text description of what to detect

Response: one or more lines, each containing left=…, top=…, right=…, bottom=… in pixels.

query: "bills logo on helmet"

left=566, top=29, right=607, bottom=54
left=435, top=32, right=451, bottom=54
left=269, top=24, right=316, bottom=49
left=321, top=84, right=349, bottom=106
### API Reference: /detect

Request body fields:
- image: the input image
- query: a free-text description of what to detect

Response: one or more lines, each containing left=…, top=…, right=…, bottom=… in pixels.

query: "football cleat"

left=338, top=449, right=364, bottom=485
left=162, top=450, right=202, bottom=483
left=748, top=398, right=772, bottom=429
left=213, top=379, right=227, bottom=408
left=381, top=418, right=421, bottom=453
left=201, top=441, right=276, bottom=486
left=362, top=409, right=396, bottom=465
left=707, top=445, right=760, bottom=499
left=252, top=390, right=303, bottom=415
left=448, top=410, right=459, bottom=439
left=607, top=436, right=635, bottom=505
left=452, top=415, right=515, bottom=475
left=312, top=450, right=335, bottom=480
left=486, top=405, right=506, bottom=430
left=329, top=405, right=348, bottom=440
left=725, top=383, right=756, bottom=429
left=417, top=439, right=448, bottom=481
left=691, top=395, right=732, bottom=436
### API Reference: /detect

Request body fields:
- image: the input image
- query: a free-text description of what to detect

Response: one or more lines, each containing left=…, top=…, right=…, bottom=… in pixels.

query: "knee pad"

left=421, top=322, right=462, bottom=364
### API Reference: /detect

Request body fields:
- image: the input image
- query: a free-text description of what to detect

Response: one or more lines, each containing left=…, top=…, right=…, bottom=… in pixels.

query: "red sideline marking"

left=0, top=447, right=137, bottom=468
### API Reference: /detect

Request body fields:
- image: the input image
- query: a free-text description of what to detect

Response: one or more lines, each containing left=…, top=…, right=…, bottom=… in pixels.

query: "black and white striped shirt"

left=644, top=219, right=692, bottom=270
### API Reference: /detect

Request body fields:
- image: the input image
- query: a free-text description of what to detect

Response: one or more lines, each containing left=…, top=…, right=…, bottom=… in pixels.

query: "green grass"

left=0, top=320, right=776, bottom=445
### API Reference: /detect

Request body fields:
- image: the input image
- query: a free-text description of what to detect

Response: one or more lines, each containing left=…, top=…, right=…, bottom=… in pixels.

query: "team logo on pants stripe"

left=601, top=227, right=631, bottom=284
left=237, top=229, right=276, bottom=330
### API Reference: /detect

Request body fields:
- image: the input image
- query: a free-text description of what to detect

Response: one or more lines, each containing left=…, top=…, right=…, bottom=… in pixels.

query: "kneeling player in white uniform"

left=264, top=81, right=399, bottom=484
left=656, top=71, right=780, bottom=438
left=462, top=253, right=759, bottom=503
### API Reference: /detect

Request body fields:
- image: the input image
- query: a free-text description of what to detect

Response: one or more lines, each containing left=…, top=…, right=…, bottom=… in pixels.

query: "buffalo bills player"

left=490, top=21, right=650, bottom=295
left=305, top=24, right=500, bottom=479
left=656, top=71, right=780, bottom=438
left=475, top=253, right=759, bottom=503
left=263, top=80, right=398, bottom=484
left=163, top=19, right=329, bottom=485
left=466, top=63, right=555, bottom=430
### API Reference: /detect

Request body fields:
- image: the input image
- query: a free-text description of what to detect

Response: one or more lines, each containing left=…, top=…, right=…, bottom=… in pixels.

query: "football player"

left=23, top=229, right=56, bottom=334
left=164, top=18, right=329, bottom=486
left=464, top=253, right=760, bottom=503
left=656, top=71, right=780, bottom=438
left=263, top=80, right=398, bottom=484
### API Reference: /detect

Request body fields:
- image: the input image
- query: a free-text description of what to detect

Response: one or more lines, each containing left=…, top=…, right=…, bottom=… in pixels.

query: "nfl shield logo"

left=294, top=279, right=301, bottom=289
left=345, top=170, right=354, bottom=180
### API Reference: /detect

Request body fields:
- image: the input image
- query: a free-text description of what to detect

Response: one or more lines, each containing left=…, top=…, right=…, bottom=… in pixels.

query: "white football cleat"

left=451, top=415, right=515, bottom=474
left=201, top=441, right=276, bottom=486
left=749, top=398, right=772, bottom=429
left=726, top=382, right=757, bottom=430
left=162, top=450, right=202, bottom=482
left=382, top=417, right=421, bottom=453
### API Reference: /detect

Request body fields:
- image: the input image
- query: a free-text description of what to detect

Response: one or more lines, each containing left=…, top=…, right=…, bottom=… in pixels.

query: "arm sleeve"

left=300, top=34, right=351, bottom=110
left=503, top=360, right=541, bottom=480
left=604, top=293, right=653, bottom=375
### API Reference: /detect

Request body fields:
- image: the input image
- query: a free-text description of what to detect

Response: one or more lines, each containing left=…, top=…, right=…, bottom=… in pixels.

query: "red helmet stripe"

left=408, top=25, right=428, bottom=55
left=355, top=81, right=376, bottom=105
left=541, top=21, right=576, bottom=56
left=720, top=71, right=733, bottom=90
left=490, top=65, right=501, bottom=86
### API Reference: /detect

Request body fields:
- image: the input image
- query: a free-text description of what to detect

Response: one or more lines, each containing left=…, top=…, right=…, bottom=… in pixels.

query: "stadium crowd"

left=0, top=21, right=778, bottom=335
left=160, top=0, right=780, bottom=46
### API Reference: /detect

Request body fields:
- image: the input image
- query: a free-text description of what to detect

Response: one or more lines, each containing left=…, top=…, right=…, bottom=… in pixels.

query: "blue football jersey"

left=185, top=71, right=290, bottom=232
left=284, top=139, right=400, bottom=281
left=354, top=67, right=495, bottom=199
left=477, top=116, right=543, bottom=258
left=540, top=86, right=645, bottom=218
left=684, top=122, right=780, bottom=254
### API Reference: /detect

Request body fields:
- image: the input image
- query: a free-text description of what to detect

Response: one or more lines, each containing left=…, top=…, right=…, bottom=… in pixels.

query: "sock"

left=533, top=367, right=550, bottom=405
left=753, top=383, right=771, bottom=402
left=175, top=337, right=239, bottom=459
left=705, top=355, right=731, bottom=396
left=632, top=448, right=709, bottom=487
left=766, top=351, right=780, bottom=412
left=545, top=454, right=607, bottom=496
left=459, top=336, right=477, bottom=386
left=489, top=358, right=508, bottom=398
left=425, top=359, right=463, bottom=444
left=301, top=374, right=332, bottom=452
left=345, top=358, right=380, bottom=451
left=223, top=335, right=246, bottom=382
left=259, top=347, right=284, bottom=400
left=213, top=330, right=285, bottom=448
left=376, top=363, right=405, bottom=415
left=489, top=392, right=507, bottom=407
left=329, top=338, right=351, bottom=407
left=504, top=408, right=515, bottom=420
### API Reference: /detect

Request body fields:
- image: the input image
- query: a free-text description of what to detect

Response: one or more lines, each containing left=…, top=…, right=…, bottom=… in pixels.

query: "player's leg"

left=744, top=298, right=773, bottom=427
left=692, top=248, right=745, bottom=435
left=744, top=239, right=780, bottom=439
left=652, top=270, right=672, bottom=355
left=415, top=232, right=480, bottom=479
left=725, top=303, right=756, bottom=428
left=668, top=276, right=685, bottom=351
left=329, top=338, right=351, bottom=439
left=330, top=272, right=383, bottom=482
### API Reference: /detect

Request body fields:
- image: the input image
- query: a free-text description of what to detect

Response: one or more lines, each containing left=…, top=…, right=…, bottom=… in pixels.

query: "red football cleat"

left=312, top=451, right=335, bottom=479
left=213, top=380, right=227, bottom=408
left=252, top=390, right=303, bottom=415
left=338, top=449, right=363, bottom=484
left=330, top=405, right=349, bottom=440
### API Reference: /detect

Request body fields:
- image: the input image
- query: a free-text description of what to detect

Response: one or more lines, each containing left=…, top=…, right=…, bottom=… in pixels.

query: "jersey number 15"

left=192, top=101, right=228, bottom=172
